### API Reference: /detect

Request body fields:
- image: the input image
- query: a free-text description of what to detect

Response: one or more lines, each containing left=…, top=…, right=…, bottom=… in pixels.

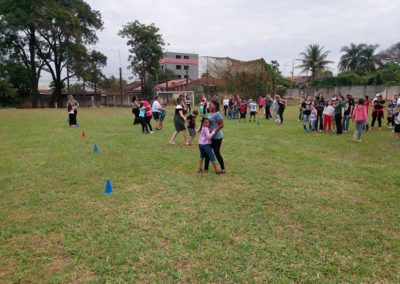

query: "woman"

left=204, top=101, right=225, bottom=174
left=67, top=95, right=79, bottom=127
left=334, top=95, right=345, bottom=135
left=222, top=95, right=230, bottom=117
left=371, top=94, right=385, bottom=131
left=314, top=93, right=325, bottom=131
left=169, top=97, right=188, bottom=145
left=278, top=95, right=287, bottom=124
left=301, top=95, right=312, bottom=131
left=131, top=96, right=140, bottom=125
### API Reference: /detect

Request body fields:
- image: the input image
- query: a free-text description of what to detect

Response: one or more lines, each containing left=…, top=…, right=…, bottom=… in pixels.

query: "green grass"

left=0, top=107, right=399, bottom=283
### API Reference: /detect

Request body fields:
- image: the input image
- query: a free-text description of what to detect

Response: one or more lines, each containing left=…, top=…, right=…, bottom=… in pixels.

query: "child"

left=159, top=103, right=166, bottom=129
left=352, top=98, right=368, bottom=142
left=239, top=100, right=247, bottom=122
left=186, top=110, right=199, bottom=146
left=323, top=100, right=335, bottom=132
left=309, top=105, right=317, bottom=132
left=197, top=118, right=221, bottom=175
left=394, top=105, right=400, bottom=139
left=273, top=95, right=280, bottom=124
left=139, top=103, right=150, bottom=134
left=249, top=99, right=257, bottom=122
left=301, top=95, right=312, bottom=132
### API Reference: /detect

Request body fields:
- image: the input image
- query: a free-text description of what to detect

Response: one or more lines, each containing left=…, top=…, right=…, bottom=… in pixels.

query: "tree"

left=80, top=50, right=107, bottom=93
left=297, top=44, right=333, bottom=81
left=376, top=42, right=400, bottom=65
left=338, top=43, right=365, bottom=72
left=119, top=20, right=164, bottom=98
left=359, top=44, right=380, bottom=74
left=0, top=78, right=17, bottom=106
left=0, top=61, right=31, bottom=99
left=0, top=0, right=46, bottom=107
left=34, top=0, right=103, bottom=107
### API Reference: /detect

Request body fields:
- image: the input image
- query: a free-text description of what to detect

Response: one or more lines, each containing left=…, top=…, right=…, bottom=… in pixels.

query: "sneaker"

left=358, top=139, right=362, bottom=143
left=150, top=131, right=154, bottom=134
left=352, top=135, right=357, bottom=142
left=168, top=141, right=176, bottom=145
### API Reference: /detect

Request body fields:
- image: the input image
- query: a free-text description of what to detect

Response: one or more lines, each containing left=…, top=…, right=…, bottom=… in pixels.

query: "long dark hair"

left=199, top=117, right=210, bottom=132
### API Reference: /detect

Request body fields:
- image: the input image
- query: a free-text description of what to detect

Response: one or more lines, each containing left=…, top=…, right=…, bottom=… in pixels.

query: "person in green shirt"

left=334, top=95, right=345, bottom=135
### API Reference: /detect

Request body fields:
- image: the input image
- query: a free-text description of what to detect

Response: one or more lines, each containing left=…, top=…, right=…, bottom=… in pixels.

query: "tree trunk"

left=29, top=26, right=39, bottom=108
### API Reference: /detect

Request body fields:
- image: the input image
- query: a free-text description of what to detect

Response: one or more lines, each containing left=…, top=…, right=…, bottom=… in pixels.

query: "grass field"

left=0, top=106, right=399, bottom=283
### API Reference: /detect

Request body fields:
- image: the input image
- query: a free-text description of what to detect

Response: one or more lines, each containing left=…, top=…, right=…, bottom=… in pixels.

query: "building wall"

left=161, top=52, right=199, bottom=80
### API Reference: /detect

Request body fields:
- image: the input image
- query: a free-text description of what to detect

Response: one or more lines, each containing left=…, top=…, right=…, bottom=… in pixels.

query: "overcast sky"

left=41, top=0, right=400, bottom=85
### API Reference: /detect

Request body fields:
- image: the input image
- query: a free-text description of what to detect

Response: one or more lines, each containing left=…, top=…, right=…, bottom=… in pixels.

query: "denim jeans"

left=303, top=114, right=310, bottom=129
left=354, top=120, right=365, bottom=140
left=310, top=119, right=317, bottom=131
left=199, top=144, right=216, bottom=163
left=342, top=115, right=350, bottom=131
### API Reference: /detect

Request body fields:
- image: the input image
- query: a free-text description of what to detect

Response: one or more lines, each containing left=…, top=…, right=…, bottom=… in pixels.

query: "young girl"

left=351, top=98, right=368, bottom=142
left=248, top=99, right=257, bottom=122
left=309, top=104, right=317, bottom=132
left=197, top=118, right=221, bottom=175
left=273, top=95, right=280, bottom=124
left=239, top=100, right=247, bottom=122
left=138, top=103, right=150, bottom=134
left=394, top=104, right=400, bottom=139
left=323, top=100, right=335, bottom=132
left=301, top=95, right=312, bottom=132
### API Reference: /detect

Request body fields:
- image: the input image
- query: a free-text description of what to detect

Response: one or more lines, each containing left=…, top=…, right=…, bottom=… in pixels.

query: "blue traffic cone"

left=104, top=179, right=113, bottom=195
left=93, top=144, right=99, bottom=153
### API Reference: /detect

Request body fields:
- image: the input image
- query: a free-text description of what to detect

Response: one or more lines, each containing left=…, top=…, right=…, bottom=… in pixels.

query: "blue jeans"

left=310, top=119, right=317, bottom=131
left=199, top=144, right=216, bottom=163
left=342, top=115, right=350, bottom=131
left=303, top=114, right=310, bottom=129
left=354, top=120, right=365, bottom=140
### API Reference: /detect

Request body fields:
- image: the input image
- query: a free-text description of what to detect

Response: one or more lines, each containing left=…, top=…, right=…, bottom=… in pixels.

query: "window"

left=184, top=55, right=189, bottom=59
left=184, top=75, right=189, bottom=79
left=177, top=75, right=182, bottom=78
left=176, top=65, right=181, bottom=70
left=184, top=66, right=189, bottom=70
left=176, top=55, right=181, bottom=59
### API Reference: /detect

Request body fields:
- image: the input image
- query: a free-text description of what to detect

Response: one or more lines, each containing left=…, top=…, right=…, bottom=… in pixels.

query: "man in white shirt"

left=152, top=96, right=163, bottom=130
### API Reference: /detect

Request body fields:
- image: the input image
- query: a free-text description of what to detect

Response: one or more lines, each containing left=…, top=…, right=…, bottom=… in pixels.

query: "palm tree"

left=338, top=43, right=365, bottom=72
left=360, top=44, right=380, bottom=73
left=297, top=44, right=333, bottom=81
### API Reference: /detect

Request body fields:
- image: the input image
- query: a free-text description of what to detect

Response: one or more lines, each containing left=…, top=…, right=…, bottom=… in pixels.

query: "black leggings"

left=145, top=116, right=153, bottom=131
left=335, top=114, right=342, bottom=134
left=316, top=110, right=323, bottom=130
left=278, top=107, right=285, bottom=123
left=140, top=117, right=149, bottom=133
left=68, top=113, right=76, bottom=126
left=265, top=106, right=272, bottom=119
left=371, top=110, right=383, bottom=127
left=204, top=138, right=224, bottom=171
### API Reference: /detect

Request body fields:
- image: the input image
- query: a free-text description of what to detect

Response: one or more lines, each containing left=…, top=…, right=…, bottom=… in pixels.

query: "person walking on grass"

left=301, top=95, right=312, bottom=132
left=131, top=96, right=140, bottom=125
left=204, top=101, right=225, bottom=174
left=169, top=97, right=189, bottom=145
left=197, top=118, right=222, bottom=175
left=187, top=110, right=199, bottom=146
left=394, top=104, right=400, bottom=139
left=138, top=102, right=151, bottom=134
left=67, top=100, right=76, bottom=128
left=222, top=96, right=230, bottom=117
left=323, top=100, right=335, bottom=132
left=67, top=95, right=79, bottom=127
left=371, top=94, right=385, bottom=131
left=352, top=98, right=369, bottom=142
left=278, top=95, right=287, bottom=124
left=142, top=99, right=153, bottom=134
left=249, top=99, right=257, bottom=122
left=335, top=95, right=345, bottom=135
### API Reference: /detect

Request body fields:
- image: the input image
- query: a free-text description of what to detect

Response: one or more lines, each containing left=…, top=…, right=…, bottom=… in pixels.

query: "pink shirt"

left=198, top=127, right=216, bottom=145
left=352, top=105, right=368, bottom=123
left=258, top=97, right=265, bottom=106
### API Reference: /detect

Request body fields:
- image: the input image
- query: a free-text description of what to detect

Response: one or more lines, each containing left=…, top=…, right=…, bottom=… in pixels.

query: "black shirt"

left=302, top=102, right=312, bottom=115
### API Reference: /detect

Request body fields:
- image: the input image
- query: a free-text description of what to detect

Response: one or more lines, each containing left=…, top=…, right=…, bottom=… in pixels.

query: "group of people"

left=131, top=96, right=167, bottom=134
left=298, top=92, right=400, bottom=141
left=221, top=94, right=288, bottom=124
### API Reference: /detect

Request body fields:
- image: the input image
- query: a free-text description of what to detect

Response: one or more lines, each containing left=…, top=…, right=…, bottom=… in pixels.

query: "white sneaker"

left=150, top=131, right=154, bottom=134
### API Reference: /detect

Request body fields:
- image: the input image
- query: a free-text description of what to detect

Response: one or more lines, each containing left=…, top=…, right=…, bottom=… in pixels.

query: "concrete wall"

left=284, top=85, right=400, bottom=100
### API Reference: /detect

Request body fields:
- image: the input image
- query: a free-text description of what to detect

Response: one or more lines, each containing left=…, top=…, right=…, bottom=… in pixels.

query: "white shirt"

left=323, top=105, right=335, bottom=116
left=249, top=102, right=257, bottom=112
left=152, top=100, right=162, bottom=113
left=397, top=98, right=400, bottom=105
left=223, top=99, right=229, bottom=106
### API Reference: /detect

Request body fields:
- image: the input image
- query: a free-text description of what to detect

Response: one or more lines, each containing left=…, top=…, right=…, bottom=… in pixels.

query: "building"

left=160, top=52, right=199, bottom=80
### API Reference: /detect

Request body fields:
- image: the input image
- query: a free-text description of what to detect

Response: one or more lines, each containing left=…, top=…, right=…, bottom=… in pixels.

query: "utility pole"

left=119, top=67, right=123, bottom=106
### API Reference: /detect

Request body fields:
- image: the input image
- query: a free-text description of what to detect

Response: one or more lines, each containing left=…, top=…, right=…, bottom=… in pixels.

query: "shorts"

left=188, top=127, right=196, bottom=137
left=240, top=112, right=246, bottom=118
left=152, top=112, right=160, bottom=120
left=250, top=111, right=256, bottom=116
left=395, top=124, right=400, bottom=133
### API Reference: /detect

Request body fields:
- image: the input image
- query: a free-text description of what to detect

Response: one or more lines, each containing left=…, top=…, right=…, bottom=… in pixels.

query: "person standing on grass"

left=364, top=95, right=370, bottom=131
left=186, top=110, right=199, bottom=146
left=131, top=96, right=140, bottom=125
left=249, top=99, right=257, bottom=122
left=309, top=104, right=317, bottom=132
left=334, top=95, right=345, bottom=135
left=301, top=95, right=312, bottom=132
left=265, top=94, right=272, bottom=120
left=138, top=102, right=150, bottom=134
left=197, top=118, right=221, bottom=175
left=169, top=97, right=189, bottom=145
left=239, top=99, right=247, bottom=122
left=67, top=99, right=76, bottom=128
left=152, top=96, right=163, bottom=130
left=185, top=94, right=192, bottom=114
left=159, top=103, right=167, bottom=130
left=352, top=98, right=369, bottom=142
left=204, top=101, right=225, bottom=174
left=323, top=100, right=335, bottom=132
left=273, top=95, right=280, bottom=124
left=142, top=99, right=153, bottom=134
left=371, top=94, right=385, bottom=131
left=314, top=93, right=325, bottom=131
left=258, top=96, right=265, bottom=113
left=278, top=95, right=287, bottom=124
left=394, top=104, right=400, bottom=139
left=67, top=95, right=79, bottom=127
left=298, top=94, right=305, bottom=121
left=342, top=96, right=352, bottom=133
left=222, top=95, right=230, bottom=117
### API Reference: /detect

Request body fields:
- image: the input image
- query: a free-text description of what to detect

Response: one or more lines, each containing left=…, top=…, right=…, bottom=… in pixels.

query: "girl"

left=334, top=95, right=345, bottom=135
left=301, top=95, right=312, bottom=131
left=342, top=97, right=352, bottom=133
left=323, top=100, right=335, bottom=132
left=239, top=100, right=247, bottom=122
left=197, top=118, right=221, bottom=174
left=265, top=94, right=272, bottom=120
left=143, top=100, right=153, bottom=134
left=248, top=99, right=257, bottom=122
left=67, top=101, right=76, bottom=127
left=273, top=95, right=280, bottom=124
left=309, top=104, right=317, bottom=132
left=314, top=93, right=325, bottom=131
left=278, top=95, right=287, bottom=124
left=371, top=94, right=385, bottom=131
left=352, top=98, right=368, bottom=142
left=169, top=97, right=188, bottom=145
left=138, top=102, right=150, bottom=134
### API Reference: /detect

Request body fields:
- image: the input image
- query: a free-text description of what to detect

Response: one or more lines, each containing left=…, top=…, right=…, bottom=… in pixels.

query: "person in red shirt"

left=239, top=101, right=247, bottom=122
left=142, top=100, right=153, bottom=134
left=258, top=96, right=265, bottom=112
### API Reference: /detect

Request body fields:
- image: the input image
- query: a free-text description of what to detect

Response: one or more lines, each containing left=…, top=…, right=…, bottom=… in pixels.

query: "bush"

left=0, top=79, right=17, bottom=106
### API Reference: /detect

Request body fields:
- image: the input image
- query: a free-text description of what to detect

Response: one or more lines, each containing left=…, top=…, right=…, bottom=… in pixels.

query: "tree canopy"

left=297, top=44, right=333, bottom=81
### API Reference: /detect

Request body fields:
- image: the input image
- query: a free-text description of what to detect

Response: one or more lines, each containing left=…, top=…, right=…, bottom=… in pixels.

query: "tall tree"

left=297, top=44, right=333, bottom=81
left=338, top=43, right=365, bottom=72
left=119, top=20, right=164, bottom=97
left=80, top=50, right=107, bottom=93
left=34, top=0, right=103, bottom=107
left=0, top=0, right=46, bottom=107
left=376, top=42, right=400, bottom=65
left=360, top=44, right=379, bottom=74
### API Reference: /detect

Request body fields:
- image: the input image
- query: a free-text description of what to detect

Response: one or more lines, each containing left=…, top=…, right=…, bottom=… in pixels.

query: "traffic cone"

left=82, top=131, right=85, bottom=138
left=104, top=179, right=113, bottom=195
left=76, top=122, right=79, bottom=128
left=93, top=144, right=99, bottom=153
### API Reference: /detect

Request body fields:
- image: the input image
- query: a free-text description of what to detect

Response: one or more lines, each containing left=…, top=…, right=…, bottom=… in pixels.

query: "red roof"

left=156, top=79, right=191, bottom=88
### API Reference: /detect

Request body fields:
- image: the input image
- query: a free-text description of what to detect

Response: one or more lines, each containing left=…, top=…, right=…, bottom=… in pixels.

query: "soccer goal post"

left=156, top=91, right=195, bottom=106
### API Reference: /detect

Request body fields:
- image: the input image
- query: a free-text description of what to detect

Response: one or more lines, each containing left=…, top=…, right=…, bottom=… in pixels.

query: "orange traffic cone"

left=82, top=131, right=86, bottom=137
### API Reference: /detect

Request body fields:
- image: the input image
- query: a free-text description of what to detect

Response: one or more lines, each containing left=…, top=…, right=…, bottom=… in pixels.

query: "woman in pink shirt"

left=352, top=98, right=369, bottom=142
